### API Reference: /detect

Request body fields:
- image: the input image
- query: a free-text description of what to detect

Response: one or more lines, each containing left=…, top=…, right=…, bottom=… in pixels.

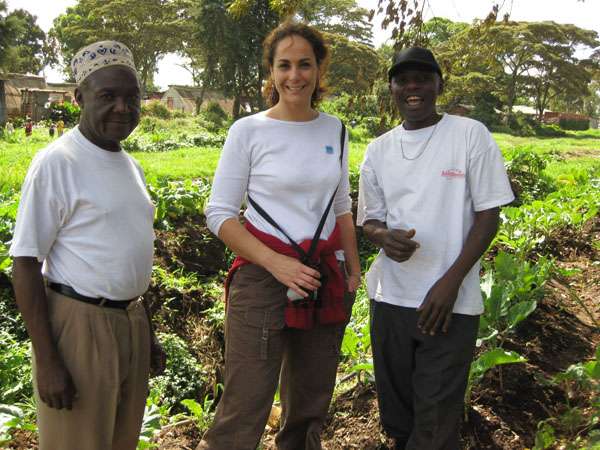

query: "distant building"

left=161, top=85, right=235, bottom=114
left=543, top=111, right=590, bottom=125
left=0, top=73, right=77, bottom=122
left=512, top=105, right=538, bottom=116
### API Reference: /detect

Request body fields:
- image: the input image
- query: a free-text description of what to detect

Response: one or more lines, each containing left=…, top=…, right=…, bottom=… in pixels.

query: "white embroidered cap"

left=71, top=40, right=137, bottom=85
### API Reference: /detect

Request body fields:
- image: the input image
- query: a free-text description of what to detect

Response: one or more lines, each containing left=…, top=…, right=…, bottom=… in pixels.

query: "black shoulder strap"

left=248, top=120, right=346, bottom=262
left=305, top=121, right=345, bottom=259
left=247, top=195, right=308, bottom=259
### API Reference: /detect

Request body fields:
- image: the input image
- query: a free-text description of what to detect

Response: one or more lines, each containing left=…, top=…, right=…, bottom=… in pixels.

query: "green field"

left=1, top=124, right=599, bottom=191
left=1, top=118, right=599, bottom=449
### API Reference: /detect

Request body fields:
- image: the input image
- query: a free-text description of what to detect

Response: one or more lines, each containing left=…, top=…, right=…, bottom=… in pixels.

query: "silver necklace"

left=400, top=119, right=440, bottom=161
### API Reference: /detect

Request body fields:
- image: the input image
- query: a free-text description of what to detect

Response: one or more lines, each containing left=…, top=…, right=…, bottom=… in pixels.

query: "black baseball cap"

left=388, top=47, right=442, bottom=81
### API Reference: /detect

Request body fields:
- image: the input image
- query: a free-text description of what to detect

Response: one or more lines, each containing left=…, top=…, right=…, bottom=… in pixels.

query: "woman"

left=199, top=21, right=361, bottom=450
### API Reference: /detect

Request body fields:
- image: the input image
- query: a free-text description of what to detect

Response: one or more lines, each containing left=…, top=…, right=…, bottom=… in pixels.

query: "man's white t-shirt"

left=205, top=111, right=351, bottom=243
left=10, top=127, right=155, bottom=300
left=357, top=114, right=514, bottom=315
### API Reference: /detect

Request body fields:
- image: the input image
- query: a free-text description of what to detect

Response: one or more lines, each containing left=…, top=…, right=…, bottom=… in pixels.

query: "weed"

left=149, top=332, right=205, bottom=412
left=181, top=394, right=217, bottom=432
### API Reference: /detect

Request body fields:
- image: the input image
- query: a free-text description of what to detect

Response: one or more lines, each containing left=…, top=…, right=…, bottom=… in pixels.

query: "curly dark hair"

left=263, top=21, right=329, bottom=108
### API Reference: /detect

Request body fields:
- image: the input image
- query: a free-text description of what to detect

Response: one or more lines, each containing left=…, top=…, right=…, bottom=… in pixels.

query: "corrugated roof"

left=6, top=73, right=47, bottom=90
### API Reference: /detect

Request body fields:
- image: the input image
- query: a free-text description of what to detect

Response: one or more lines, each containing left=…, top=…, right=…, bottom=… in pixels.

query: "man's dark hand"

left=36, top=358, right=77, bottom=410
left=417, top=273, right=461, bottom=335
left=150, top=338, right=167, bottom=377
left=382, top=228, right=420, bottom=263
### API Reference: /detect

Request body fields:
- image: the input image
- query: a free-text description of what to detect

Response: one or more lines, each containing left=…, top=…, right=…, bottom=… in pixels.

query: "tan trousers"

left=198, top=263, right=353, bottom=450
left=33, top=289, right=151, bottom=450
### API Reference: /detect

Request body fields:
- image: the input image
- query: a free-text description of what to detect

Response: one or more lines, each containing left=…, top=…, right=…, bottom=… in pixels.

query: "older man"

left=10, top=41, right=164, bottom=450
left=358, top=47, right=514, bottom=449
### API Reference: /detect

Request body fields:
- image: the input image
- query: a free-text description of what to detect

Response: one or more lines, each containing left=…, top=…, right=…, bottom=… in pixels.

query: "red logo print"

left=441, top=169, right=465, bottom=179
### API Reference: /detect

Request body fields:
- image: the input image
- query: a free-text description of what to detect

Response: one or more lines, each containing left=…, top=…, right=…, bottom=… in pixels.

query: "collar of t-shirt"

left=70, top=126, right=129, bottom=163
left=400, top=113, right=447, bottom=138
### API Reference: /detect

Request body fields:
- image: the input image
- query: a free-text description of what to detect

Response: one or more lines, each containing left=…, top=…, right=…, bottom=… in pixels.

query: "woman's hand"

left=265, top=253, right=321, bottom=298
left=346, top=272, right=361, bottom=292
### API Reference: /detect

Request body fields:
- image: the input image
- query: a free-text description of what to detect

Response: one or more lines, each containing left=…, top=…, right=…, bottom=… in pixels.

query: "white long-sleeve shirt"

left=205, top=111, right=351, bottom=244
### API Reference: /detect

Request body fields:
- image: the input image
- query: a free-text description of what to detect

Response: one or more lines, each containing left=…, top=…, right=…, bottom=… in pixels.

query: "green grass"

left=1, top=124, right=598, bottom=191
left=132, top=147, right=222, bottom=184
left=493, top=131, right=600, bottom=154
left=0, top=129, right=52, bottom=191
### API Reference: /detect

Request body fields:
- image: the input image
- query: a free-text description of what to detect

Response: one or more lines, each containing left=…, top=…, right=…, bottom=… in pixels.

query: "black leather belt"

left=48, top=282, right=135, bottom=309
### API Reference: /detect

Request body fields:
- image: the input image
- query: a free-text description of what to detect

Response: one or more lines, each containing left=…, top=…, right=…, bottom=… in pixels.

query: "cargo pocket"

left=225, top=307, right=285, bottom=361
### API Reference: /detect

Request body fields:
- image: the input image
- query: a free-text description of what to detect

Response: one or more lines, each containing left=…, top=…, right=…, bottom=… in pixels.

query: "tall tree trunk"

left=0, top=80, right=6, bottom=126
left=505, top=77, right=516, bottom=125
left=233, top=95, right=241, bottom=119
left=196, top=85, right=207, bottom=115
left=256, top=67, right=265, bottom=111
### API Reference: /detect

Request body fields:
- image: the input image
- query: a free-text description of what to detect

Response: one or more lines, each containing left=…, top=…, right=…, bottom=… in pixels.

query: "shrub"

left=467, top=100, right=502, bottom=129
left=11, top=117, right=25, bottom=129
left=142, top=100, right=172, bottom=119
left=504, top=147, right=556, bottom=204
left=149, top=332, right=204, bottom=411
left=148, top=179, right=211, bottom=229
left=49, top=101, right=80, bottom=125
left=507, top=112, right=537, bottom=136
left=201, top=101, right=228, bottom=131
left=326, top=95, right=396, bottom=136
left=0, top=330, right=32, bottom=404
left=559, top=117, right=589, bottom=131
left=137, top=116, right=162, bottom=133
left=534, top=123, right=567, bottom=137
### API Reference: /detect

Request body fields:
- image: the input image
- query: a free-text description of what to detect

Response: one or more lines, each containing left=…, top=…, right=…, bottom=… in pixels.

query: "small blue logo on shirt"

left=325, top=145, right=334, bottom=154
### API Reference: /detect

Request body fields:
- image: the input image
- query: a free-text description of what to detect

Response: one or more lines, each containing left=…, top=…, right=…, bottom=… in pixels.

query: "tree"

left=189, top=0, right=280, bottom=117
left=295, top=0, right=373, bottom=45
left=433, top=20, right=598, bottom=124
left=325, top=32, right=382, bottom=97
left=406, top=16, right=469, bottom=48
left=205, top=0, right=377, bottom=117
left=1, top=9, right=53, bottom=74
left=368, top=0, right=502, bottom=49
left=0, top=1, right=21, bottom=72
left=228, top=0, right=374, bottom=44
left=1, top=3, right=55, bottom=74
left=524, top=22, right=598, bottom=120
left=50, top=0, right=189, bottom=89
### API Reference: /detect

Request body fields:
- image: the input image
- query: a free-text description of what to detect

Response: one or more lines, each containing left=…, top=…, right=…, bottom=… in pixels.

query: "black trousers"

left=370, top=300, right=479, bottom=450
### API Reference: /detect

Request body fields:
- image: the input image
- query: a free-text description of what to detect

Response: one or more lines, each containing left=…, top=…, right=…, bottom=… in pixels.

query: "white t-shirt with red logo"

left=357, top=113, right=514, bottom=315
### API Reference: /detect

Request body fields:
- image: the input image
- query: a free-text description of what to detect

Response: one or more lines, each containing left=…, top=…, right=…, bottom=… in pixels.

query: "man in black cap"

left=356, top=47, right=514, bottom=449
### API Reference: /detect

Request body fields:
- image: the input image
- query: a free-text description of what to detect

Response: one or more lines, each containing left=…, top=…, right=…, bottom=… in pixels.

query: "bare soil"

left=4, top=213, right=598, bottom=450
left=154, top=214, right=600, bottom=450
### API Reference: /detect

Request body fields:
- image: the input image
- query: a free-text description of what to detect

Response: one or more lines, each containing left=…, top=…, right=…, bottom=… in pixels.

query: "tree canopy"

left=184, top=0, right=377, bottom=117
left=50, top=0, right=189, bottom=89
left=0, top=3, right=53, bottom=74
left=435, top=20, right=599, bottom=122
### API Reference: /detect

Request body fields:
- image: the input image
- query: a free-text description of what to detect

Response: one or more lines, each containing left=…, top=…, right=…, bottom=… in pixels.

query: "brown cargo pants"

left=32, top=288, right=151, bottom=450
left=198, top=263, right=353, bottom=450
